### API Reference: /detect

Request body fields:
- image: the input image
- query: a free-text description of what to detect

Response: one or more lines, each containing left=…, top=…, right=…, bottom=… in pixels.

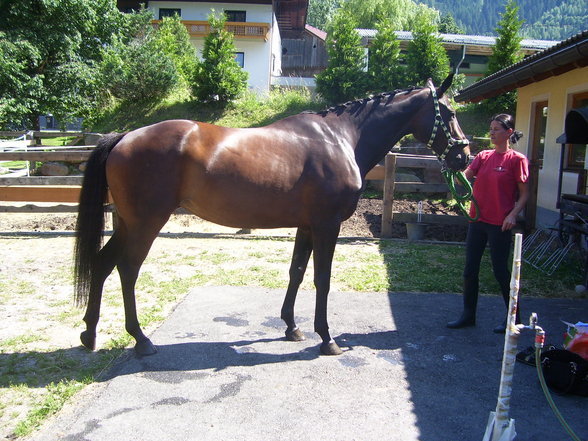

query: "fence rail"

left=0, top=149, right=466, bottom=235
left=0, top=130, right=86, bottom=139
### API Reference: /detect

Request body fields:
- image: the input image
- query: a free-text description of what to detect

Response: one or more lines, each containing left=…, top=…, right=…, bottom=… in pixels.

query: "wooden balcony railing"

left=152, top=20, right=270, bottom=41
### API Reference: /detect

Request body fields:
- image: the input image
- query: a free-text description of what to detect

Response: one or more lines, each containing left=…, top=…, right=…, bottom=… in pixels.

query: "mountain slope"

left=419, top=0, right=587, bottom=40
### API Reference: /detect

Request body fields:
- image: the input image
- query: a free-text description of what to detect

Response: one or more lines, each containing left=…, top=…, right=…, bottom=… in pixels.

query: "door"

left=526, top=101, right=548, bottom=230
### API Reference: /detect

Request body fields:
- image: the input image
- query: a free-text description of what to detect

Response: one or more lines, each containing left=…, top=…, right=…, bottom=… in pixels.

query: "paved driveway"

left=28, top=286, right=587, bottom=441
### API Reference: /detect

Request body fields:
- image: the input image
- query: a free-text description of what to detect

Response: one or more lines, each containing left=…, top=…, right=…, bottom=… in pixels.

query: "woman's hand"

left=502, top=214, right=517, bottom=231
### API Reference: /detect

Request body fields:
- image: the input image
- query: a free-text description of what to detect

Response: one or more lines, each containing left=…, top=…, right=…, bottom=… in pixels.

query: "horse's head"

left=411, top=76, right=470, bottom=171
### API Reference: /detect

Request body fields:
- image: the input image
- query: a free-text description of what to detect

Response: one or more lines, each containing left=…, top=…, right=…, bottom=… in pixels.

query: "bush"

left=154, top=15, right=199, bottom=87
left=100, top=36, right=178, bottom=103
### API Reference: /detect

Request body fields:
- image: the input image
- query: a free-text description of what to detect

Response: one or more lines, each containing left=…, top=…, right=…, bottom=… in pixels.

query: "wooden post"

left=381, top=153, right=397, bottom=238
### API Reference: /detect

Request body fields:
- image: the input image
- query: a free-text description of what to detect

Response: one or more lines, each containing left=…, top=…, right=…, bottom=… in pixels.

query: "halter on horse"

left=74, top=76, right=470, bottom=356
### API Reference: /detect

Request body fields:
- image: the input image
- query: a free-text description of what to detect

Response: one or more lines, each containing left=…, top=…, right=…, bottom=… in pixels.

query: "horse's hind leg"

left=116, top=217, right=169, bottom=356
left=281, top=227, right=312, bottom=342
left=81, top=232, right=122, bottom=350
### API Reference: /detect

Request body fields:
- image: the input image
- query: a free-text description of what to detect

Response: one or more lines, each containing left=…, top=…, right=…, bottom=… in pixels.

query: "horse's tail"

left=74, top=133, right=126, bottom=307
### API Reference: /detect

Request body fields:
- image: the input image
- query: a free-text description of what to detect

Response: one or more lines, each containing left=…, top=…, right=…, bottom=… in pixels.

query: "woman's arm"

left=502, top=181, right=530, bottom=231
left=464, top=167, right=475, bottom=181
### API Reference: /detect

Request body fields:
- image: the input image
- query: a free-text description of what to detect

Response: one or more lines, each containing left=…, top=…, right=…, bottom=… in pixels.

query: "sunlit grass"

left=89, top=88, right=326, bottom=133
left=12, top=379, right=89, bottom=437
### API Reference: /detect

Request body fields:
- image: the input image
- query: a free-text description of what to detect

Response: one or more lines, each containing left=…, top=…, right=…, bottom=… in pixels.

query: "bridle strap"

left=426, top=86, right=479, bottom=221
left=425, top=85, right=469, bottom=164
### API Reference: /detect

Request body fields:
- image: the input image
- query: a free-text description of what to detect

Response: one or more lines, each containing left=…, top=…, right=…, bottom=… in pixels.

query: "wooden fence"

left=0, top=142, right=466, bottom=235
left=0, top=131, right=98, bottom=211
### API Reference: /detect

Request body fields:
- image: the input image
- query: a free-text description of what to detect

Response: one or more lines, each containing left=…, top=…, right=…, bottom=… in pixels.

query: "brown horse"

left=74, top=76, right=470, bottom=356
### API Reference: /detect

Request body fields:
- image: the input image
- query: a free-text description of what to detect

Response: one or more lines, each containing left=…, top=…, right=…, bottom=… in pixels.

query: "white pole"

left=490, top=233, right=523, bottom=441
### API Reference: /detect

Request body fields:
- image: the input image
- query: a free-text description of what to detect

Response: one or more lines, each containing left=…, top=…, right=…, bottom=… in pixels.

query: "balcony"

left=152, top=20, right=270, bottom=41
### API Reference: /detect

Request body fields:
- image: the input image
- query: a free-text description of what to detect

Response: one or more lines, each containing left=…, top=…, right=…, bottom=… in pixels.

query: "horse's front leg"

left=312, top=222, right=343, bottom=356
left=281, top=227, right=313, bottom=342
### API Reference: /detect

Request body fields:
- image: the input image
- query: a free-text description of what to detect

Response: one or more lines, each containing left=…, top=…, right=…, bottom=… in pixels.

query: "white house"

left=118, top=1, right=311, bottom=94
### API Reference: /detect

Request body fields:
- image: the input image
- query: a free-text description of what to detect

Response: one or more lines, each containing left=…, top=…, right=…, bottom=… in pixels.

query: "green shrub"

left=154, top=15, right=199, bottom=87
left=100, top=35, right=178, bottom=103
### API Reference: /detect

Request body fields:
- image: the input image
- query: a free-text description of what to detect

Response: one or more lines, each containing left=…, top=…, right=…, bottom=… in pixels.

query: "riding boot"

left=447, top=276, right=478, bottom=329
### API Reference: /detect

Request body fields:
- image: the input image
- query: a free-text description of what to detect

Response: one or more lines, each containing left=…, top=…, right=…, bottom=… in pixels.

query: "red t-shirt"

left=468, top=149, right=529, bottom=225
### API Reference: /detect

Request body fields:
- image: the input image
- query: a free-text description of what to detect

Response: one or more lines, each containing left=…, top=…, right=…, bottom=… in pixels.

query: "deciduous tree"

left=307, top=0, right=341, bottom=31
left=154, top=14, right=199, bottom=86
left=0, top=0, right=123, bottom=129
left=341, top=0, right=438, bottom=31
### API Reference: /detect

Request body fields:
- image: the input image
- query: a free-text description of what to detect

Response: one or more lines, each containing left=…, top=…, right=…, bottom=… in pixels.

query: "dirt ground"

left=0, top=198, right=468, bottom=241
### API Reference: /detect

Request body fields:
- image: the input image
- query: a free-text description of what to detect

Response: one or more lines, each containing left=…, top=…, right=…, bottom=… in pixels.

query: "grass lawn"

left=0, top=232, right=584, bottom=439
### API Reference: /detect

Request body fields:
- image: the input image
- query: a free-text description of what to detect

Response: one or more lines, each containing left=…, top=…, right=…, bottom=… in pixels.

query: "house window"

left=567, top=92, right=588, bottom=169
left=530, top=101, right=548, bottom=169
left=159, top=8, right=181, bottom=19
left=225, top=10, right=246, bottom=22
left=235, top=52, right=245, bottom=68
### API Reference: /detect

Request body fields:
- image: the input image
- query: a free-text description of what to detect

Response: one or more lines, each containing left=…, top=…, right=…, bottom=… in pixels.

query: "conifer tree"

left=485, top=0, right=524, bottom=112
left=191, top=12, right=248, bottom=103
left=405, top=15, right=450, bottom=87
left=488, top=0, right=524, bottom=75
left=315, top=10, right=367, bottom=103
left=367, top=20, right=404, bottom=93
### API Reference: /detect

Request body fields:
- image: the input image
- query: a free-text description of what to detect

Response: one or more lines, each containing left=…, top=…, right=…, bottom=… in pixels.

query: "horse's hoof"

left=135, top=338, right=157, bottom=356
left=285, top=328, right=306, bottom=342
left=80, top=331, right=96, bottom=351
left=320, top=341, right=343, bottom=356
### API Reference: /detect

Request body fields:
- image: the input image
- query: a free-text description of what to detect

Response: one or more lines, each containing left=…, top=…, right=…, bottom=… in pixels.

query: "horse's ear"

left=426, top=78, right=434, bottom=89
left=437, top=74, right=454, bottom=97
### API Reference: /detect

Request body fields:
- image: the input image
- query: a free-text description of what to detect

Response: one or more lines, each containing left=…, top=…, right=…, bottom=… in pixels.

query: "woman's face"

left=489, top=120, right=512, bottom=147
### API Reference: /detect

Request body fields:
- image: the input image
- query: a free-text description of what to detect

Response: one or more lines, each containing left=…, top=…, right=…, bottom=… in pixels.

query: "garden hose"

left=533, top=327, right=582, bottom=441
left=442, top=169, right=480, bottom=222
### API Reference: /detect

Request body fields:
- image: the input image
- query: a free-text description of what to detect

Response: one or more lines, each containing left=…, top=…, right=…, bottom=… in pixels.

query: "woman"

left=447, top=114, right=529, bottom=333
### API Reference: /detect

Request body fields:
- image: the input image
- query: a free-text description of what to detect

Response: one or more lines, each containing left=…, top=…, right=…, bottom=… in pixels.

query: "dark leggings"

left=463, top=221, right=512, bottom=306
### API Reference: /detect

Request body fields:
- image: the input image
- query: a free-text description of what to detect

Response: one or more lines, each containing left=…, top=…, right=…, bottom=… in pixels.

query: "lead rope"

left=442, top=169, right=480, bottom=222
left=425, top=86, right=478, bottom=221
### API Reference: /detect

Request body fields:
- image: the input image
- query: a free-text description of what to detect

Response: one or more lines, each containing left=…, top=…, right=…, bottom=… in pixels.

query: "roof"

left=357, top=29, right=557, bottom=56
left=455, top=29, right=588, bottom=103
left=275, top=0, right=308, bottom=37
left=305, top=24, right=327, bottom=41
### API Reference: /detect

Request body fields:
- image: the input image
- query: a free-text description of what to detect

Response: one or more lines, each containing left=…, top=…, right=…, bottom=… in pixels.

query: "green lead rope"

left=442, top=169, right=480, bottom=222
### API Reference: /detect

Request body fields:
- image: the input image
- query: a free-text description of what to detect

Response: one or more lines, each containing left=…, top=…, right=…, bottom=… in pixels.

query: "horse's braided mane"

left=304, top=85, right=423, bottom=117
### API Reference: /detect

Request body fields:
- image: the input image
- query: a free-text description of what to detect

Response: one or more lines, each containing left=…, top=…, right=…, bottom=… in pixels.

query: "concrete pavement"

left=28, top=286, right=588, bottom=441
